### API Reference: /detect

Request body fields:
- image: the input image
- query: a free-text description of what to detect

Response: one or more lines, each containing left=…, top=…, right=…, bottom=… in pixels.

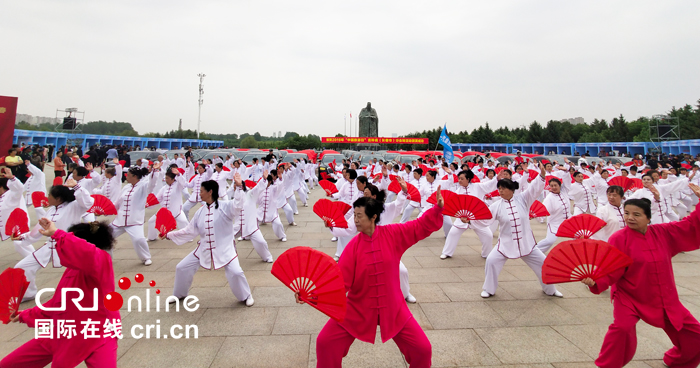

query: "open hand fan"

left=629, top=178, right=643, bottom=191
left=155, top=208, right=177, bottom=237
left=470, top=175, right=480, bottom=183
left=145, top=193, right=159, bottom=208
left=556, top=214, right=607, bottom=239
left=271, top=247, right=346, bottom=322
left=389, top=174, right=398, bottom=182
left=320, top=172, right=330, bottom=180
left=681, top=163, right=691, bottom=169
left=319, top=180, right=338, bottom=196
left=467, top=162, right=476, bottom=169
left=222, top=166, right=231, bottom=172
left=244, top=180, right=257, bottom=188
left=31, top=191, right=49, bottom=208
left=542, top=239, right=633, bottom=284
left=0, top=268, right=30, bottom=324
left=419, top=164, right=429, bottom=175
left=607, top=176, right=633, bottom=192
left=485, top=189, right=499, bottom=199
left=544, top=175, right=558, bottom=190
left=528, top=170, right=539, bottom=181
left=371, top=173, right=383, bottom=180
left=177, top=168, right=186, bottom=174
left=87, top=195, right=117, bottom=216
left=427, top=188, right=456, bottom=205
left=404, top=183, right=421, bottom=203
left=313, top=199, right=351, bottom=229
left=387, top=180, right=401, bottom=194
left=119, top=160, right=126, bottom=167
left=441, top=194, right=492, bottom=220
left=623, top=161, right=634, bottom=167
left=4, top=209, right=29, bottom=238
left=529, top=200, right=550, bottom=219
left=442, top=174, right=458, bottom=183
left=53, top=177, right=64, bottom=186
left=495, top=167, right=507, bottom=174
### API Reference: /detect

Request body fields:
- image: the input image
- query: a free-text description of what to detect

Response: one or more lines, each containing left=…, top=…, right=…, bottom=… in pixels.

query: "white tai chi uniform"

left=210, top=169, right=231, bottom=201
left=93, top=164, right=123, bottom=204
left=0, top=177, right=29, bottom=244
left=228, top=183, right=273, bottom=262
left=330, top=179, right=363, bottom=255
left=13, top=186, right=93, bottom=301
left=399, top=176, right=423, bottom=223
left=277, top=170, right=296, bottom=225
left=590, top=202, right=626, bottom=242
left=629, top=177, right=689, bottom=224
left=482, top=175, right=558, bottom=296
left=379, top=192, right=413, bottom=299
left=166, top=200, right=253, bottom=301
left=590, top=172, right=610, bottom=207
left=110, top=172, right=157, bottom=262
left=534, top=176, right=573, bottom=253
left=569, top=179, right=597, bottom=215
left=441, top=177, right=498, bottom=258
left=23, top=163, right=47, bottom=218
left=257, top=181, right=287, bottom=240
left=146, top=173, right=190, bottom=241
left=183, top=167, right=214, bottom=220
left=75, top=170, right=102, bottom=223
left=417, top=179, right=453, bottom=237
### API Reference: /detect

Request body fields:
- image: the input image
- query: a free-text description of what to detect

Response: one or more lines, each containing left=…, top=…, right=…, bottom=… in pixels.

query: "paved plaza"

left=1, top=174, right=699, bottom=368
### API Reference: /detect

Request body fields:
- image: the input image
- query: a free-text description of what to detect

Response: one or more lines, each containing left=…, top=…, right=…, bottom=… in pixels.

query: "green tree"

left=526, top=121, right=545, bottom=143
left=240, top=136, right=259, bottom=148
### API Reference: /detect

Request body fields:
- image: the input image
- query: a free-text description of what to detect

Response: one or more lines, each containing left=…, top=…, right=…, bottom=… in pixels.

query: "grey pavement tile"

left=197, top=307, right=278, bottom=336
left=250, top=286, right=299, bottom=307
left=421, top=302, right=507, bottom=329
left=487, top=299, right=584, bottom=327
left=407, top=282, right=451, bottom=303
left=407, top=303, right=434, bottom=330
left=210, top=335, right=310, bottom=368
left=439, top=282, right=516, bottom=302
left=451, top=266, right=519, bottom=283
left=551, top=297, right=614, bottom=325
left=552, top=324, right=672, bottom=361
left=425, top=329, right=501, bottom=367
left=496, top=281, right=566, bottom=300
left=415, top=256, right=473, bottom=268
left=475, top=326, right=590, bottom=364
left=406, top=268, right=462, bottom=284
left=271, top=306, right=330, bottom=335
left=117, top=336, right=225, bottom=368
left=308, top=330, right=408, bottom=368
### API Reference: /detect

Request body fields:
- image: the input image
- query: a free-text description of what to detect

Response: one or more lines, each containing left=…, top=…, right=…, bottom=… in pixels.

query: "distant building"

left=15, top=114, right=60, bottom=126
left=561, top=117, right=585, bottom=125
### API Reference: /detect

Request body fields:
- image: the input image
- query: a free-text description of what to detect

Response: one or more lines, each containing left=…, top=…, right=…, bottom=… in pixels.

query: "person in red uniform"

left=300, top=186, right=445, bottom=367
left=1, top=219, right=119, bottom=368
left=582, top=183, right=700, bottom=368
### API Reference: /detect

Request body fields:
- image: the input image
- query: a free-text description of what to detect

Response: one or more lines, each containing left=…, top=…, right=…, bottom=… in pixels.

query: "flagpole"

left=344, top=115, right=347, bottom=136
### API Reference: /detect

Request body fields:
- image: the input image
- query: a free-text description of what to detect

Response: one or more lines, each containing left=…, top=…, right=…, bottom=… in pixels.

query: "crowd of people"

left=1, top=145, right=699, bottom=367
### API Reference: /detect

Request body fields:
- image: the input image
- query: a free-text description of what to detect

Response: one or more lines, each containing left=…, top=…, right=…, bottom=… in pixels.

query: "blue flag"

left=439, top=124, right=454, bottom=163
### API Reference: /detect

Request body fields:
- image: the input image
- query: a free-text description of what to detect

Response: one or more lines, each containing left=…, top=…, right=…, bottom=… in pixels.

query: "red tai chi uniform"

left=316, top=205, right=443, bottom=368
left=588, top=204, right=700, bottom=367
left=1, top=230, right=120, bottom=368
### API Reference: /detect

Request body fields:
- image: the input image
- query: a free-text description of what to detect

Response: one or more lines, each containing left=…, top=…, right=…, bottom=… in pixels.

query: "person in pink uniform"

left=304, top=186, right=446, bottom=367
left=582, top=184, right=700, bottom=368
left=1, top=219, right=120, bottom=368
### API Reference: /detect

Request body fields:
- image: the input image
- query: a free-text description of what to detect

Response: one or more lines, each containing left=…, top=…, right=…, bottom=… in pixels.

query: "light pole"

left=197, top=73, right=206, bottom=139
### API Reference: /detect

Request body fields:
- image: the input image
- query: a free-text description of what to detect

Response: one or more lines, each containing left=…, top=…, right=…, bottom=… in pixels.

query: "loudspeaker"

left=62, top=117, right=77, bottom=130
left=657, top=125, right=672, bottom=137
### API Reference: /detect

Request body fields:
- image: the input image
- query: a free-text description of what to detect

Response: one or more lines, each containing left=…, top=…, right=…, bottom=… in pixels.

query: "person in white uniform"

left=13, top=184, right=94, bottom=302
left=534, top=176, right=572, bottom=253
left=183, top=163, right=214, bottom=220
left=94, top=158, right=123, bottom=204
left=256, top=172, right=288, bottom=242
left=481, top=163, right=562, bottom=298
left=164, top=180, right=255, bottom=307
left=0, top=169, right=30, bottom=246
left=228, top=174, right=274, bottom=262
left=111, top=165, right=159, bottom=265
left=569, top=171, right=597, bottom=215
left=591, top=185, right=627, bottom=242
left=146, top=167, right=190, bottom=241
left=22, top=160, right=47, bottom=218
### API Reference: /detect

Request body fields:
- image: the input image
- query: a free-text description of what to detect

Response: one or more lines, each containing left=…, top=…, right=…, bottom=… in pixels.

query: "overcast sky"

left=3, top=0, right=699, bottom=138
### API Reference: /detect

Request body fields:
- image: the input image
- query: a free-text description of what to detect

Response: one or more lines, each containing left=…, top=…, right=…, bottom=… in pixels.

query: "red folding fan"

left=88, top=195, right=118, bottom=216
left=427, top=188, right=456, bottom=205
left=313, top=199, right=351, bottom=229
left=52, top=177, right=63, bottom=186
left=470, top=174, right=481, bottom=183
left=271, top=247, right=347, bottom=322
left=320, top=172, right=330, bottom=180
left=441, top=194, right=492, bottom=220
left=542, top=239, right=633, bottom=284
left=555, top=214, right=607, bottom=239
left=387, top=180, right=402, bottom=194
left=442, top=174, right=458, bottom=183
left=371, top=173, right=383, bottom=181
left=119, top=160, right=126, bottom=167
left=389, top=174, right=398, bottom=182
left=623, top=161, right=634, bottom=167
left=222, top=166, right=231, bottom=172
left=419, top=164, right=429, bottom=175
left=145, top=193, right=159, bottom=208
left=528, top=170, right=539, bottom=181
left=629, top=178, right=643, bottom=191
left=0, top=268, right=30, bottom=324
left=467, top=162, right=476, bottom=169
left=495, top=167, right=507, bottom=174
left=4, top=209, right=29, bottom=238
left=607, top=176, right=633, bottom=192
left=178, top=168, right=186, bottom=174
left=544, top=175, right=558, bottom=190
left=156, top=208, right=177, bottom=237
left=404, top=183, right=421, bottom=203
left=485, top=189, right=499, bottom=199
left=244, top=180, right=257, bottom=188
left=681, top=163, right=691, bottom=169
left=319, top=180, right=338, bottom=196
left=31, top=191, right=49, bottom=208
left=529, top=200, right=550, bottom=219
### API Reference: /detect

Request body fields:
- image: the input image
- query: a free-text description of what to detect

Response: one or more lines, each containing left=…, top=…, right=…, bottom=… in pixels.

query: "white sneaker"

left=265, top=258, right=274, bottom=263
left=331, top=237, right=338, bottom=242
left=281, top=237, right=287, bottom=242
left=440, top=254, right=450, bottom=259
left=237, top=237, right=243, bottom=241
left=546, top=290, right=564, bottom=298
left=290, top=222, right=297, bottom=226
left=405, top=294, right=417, bottom=303
left=245, top=296, right=255, bottom=307
left=303, top=203, right=308, bottom=207
left=480, top=291, right=492, bottom=298
left=143, top=259, right=152, bottom=266
left=294, top=211, right=299, bottom=215
left=333, top=256, right=339, bottom=262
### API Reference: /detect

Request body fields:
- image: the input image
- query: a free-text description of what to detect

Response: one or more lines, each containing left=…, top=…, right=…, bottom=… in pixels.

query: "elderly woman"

left=305, top=185, right=446, bottom=367
left=582, top=184, right=700, bottom=367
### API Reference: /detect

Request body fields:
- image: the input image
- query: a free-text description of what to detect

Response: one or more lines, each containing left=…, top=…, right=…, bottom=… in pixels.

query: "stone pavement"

left=1, top=175, right=699, bottom=367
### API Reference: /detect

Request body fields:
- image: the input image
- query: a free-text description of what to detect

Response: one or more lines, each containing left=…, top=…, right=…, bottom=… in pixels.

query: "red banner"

left=0, top=96, right=18, bottom=155
left=322, top=137, right=429, bottom=144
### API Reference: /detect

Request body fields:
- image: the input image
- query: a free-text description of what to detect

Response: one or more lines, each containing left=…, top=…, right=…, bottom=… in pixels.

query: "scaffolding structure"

left=648, top=114, right=680, bottom=153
